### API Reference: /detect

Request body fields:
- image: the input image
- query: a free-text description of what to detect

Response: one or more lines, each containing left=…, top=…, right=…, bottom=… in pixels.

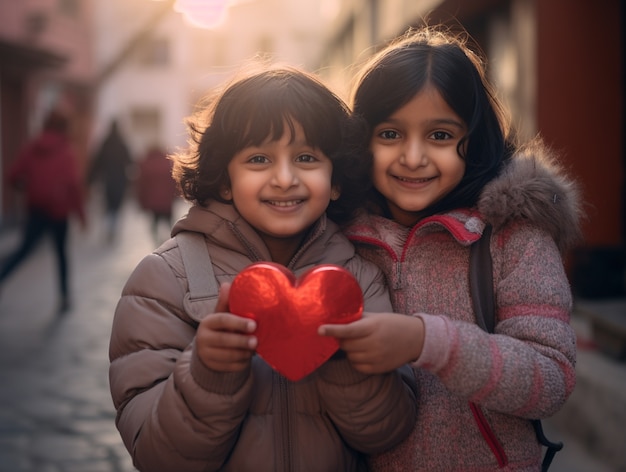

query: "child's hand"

left=318, top=312, right=424, bottom=374
left=196, top=282, right=258, bottom=373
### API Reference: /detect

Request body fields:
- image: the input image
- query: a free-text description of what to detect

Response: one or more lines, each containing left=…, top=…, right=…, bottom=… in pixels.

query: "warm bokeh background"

left=0, top=1, right=624, bottom=471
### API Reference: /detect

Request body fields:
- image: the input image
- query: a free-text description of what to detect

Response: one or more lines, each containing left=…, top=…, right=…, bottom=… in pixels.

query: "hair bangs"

left=217, top=72, right=343, bottom=156
left=354, top=46, right=431, bottom=128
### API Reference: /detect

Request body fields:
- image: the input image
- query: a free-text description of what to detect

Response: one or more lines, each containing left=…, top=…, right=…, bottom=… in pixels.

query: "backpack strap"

left=176, top=232, right=219, bottom=321
left=469, top=224, right=563, bottom=472
left=469, top=224, right=495, bottom=332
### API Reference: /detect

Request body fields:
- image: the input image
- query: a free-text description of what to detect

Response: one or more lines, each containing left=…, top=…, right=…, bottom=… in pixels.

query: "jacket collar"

left=172, top=201, right=341, bottom=269
left=346, top=140, right=583, bottom=254
left=345, top=208, right=485, bottom=255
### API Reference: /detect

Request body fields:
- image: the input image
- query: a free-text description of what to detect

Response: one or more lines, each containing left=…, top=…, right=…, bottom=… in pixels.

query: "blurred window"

left=138, top=38, right=170, bottom=67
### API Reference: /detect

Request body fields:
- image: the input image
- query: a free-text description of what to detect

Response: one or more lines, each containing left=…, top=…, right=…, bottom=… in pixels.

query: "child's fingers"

left=318, top=321, right=366, bottom=338
left=209, top=330, right=257, bottom=350
left=198, top=313, right=258, bottom=355
left=203, top=312, right=257, bottom=334
left=197, top=344, right=255, bottom=372
left=196, top=319, right=258, bottom=372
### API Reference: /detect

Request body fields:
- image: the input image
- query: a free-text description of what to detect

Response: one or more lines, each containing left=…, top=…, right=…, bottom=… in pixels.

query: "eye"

left=430, top=130, right=453, bottom=141
left=247, top=154, right=269, bottom=164
left=295, top=153, right=318, bottom=163
left=378, top=129, right=401, bottom=140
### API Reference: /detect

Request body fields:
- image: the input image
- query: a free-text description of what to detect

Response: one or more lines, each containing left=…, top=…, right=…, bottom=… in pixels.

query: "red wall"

left=536, top=0, right=623, bottom=247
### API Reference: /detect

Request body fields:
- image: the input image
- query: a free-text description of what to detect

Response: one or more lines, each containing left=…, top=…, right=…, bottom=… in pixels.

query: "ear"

left=330, top=186, right=341, bottom=201
left=220, top=186, right=233, bottom=201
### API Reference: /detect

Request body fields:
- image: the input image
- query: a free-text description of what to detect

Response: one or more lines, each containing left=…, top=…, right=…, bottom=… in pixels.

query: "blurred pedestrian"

left=88, top=119, right=133, bottom=244
left=0, top=110, right=87, bottom=313
left=136, top=145, right=178, bottom=245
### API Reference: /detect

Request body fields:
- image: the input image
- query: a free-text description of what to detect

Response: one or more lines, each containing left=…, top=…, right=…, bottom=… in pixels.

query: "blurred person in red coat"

left=0, top=110, right=87, bottom=313
left=136, top=145, right=178, bottom=244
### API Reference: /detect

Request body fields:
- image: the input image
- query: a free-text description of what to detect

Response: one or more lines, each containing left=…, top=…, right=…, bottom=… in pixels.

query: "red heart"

left=229, top=263, right=363, bottom=381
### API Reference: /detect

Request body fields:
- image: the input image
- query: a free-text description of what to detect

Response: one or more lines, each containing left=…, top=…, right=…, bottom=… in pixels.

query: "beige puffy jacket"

left=109, top=202, right=418, bottom=472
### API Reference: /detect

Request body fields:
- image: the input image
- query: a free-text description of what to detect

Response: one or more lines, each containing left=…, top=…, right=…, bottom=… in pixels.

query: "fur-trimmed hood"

left=345, top=140, right=584, bottom=255
left=478, top=140, right=584, bottom=253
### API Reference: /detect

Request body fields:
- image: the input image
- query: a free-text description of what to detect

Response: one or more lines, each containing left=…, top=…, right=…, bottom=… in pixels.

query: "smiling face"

left=225, top=120, right=337, bottom=264
left=370, top=86, right=467, bottom=227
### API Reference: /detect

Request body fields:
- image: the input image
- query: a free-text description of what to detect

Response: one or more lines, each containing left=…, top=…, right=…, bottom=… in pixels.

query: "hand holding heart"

left=195, top=283, right=258, bottom=373
left=196, top=263, right=363, bottom=381
left=318, top=312, right=426, bottom=374
left=228, top=262, right=364, bottom=381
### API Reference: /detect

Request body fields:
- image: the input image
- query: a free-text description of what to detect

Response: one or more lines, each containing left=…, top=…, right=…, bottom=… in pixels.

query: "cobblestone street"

left=0, top=200, right=177, bottom=472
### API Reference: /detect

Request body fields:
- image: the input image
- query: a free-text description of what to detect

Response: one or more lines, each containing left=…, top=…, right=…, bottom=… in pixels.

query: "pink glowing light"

left=174, top=0, right=230, bottom=29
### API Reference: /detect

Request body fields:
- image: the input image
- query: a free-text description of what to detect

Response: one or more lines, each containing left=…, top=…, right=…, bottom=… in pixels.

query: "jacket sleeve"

left=414, top=222, right=576, bottom=419
left=346, top=255, right=394, bottom=313
left=317, top=359, right=417, bottom=454
left=320, top=255, right=417, bottom=454
left=109, top=253, right=252, bottom=472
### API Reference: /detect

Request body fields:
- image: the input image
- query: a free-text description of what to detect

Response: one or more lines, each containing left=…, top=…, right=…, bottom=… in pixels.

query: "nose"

left=271, top=159, right=299, bottom=189
left=399, top=138, right=427, bottom=169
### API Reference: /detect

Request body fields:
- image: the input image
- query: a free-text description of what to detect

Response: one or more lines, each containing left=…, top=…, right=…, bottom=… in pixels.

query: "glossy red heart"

left=229, top=262, right=363, bottom=381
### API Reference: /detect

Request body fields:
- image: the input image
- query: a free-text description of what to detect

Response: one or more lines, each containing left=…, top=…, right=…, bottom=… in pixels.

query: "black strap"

left=532, top=419, right=563, bottom=471
left=469, top=225, right=495, bottom=332
left=469, top=225, right=563, bottom=472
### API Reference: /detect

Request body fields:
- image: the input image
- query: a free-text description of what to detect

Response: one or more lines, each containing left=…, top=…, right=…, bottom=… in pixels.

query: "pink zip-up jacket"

left=343, top=143, right=583, bottom=471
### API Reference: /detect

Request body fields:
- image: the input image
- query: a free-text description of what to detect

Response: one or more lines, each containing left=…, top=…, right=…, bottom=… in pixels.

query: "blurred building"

left=0, top=0, right=94, bottom=227
left=0, top=0, right=326, bottom=229
left=90, top=0, right=187, bottom=159
left=317, top=0, right=625, bottom=297
left=1, top=0, right=623, bottom=298
left=90, top=0, right=326, bottom=158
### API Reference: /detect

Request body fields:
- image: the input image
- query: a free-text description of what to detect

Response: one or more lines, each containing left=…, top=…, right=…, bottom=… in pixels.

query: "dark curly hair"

left=172, top=65, right=371, bottom=224
left=351, top=26, right=517, bottom=219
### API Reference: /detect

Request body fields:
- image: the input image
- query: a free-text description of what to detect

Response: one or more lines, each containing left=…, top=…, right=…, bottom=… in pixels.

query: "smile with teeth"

left=394, top=175, right=434, bottom=183
left=266, top=199, right=304, bottom=207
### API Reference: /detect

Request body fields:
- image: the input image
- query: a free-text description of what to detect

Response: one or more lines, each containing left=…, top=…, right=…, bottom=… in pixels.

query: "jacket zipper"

left=469, top=402, right=508, bottom=467
left=347, top=235, right=403, bottom=289
left=279, top=375, right=293, bottom=471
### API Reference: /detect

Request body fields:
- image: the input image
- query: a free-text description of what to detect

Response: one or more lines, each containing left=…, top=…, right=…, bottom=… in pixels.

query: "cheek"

left=370, top=154, right=389, bottom=190
left=312, top=166, right=334, bottom=197
left=314, top=175, right=334, bottom=201
left=228, top=174, right=256, bottom=204
left=450, top=159, right=466, bottom=186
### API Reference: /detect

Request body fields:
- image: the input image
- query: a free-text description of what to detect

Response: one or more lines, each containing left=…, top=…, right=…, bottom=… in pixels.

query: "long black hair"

left=352, top=27, right=516, bottom=218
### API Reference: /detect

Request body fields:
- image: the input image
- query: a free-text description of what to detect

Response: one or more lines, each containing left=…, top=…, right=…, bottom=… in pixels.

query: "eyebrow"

left=428, top=118, right=466, bottom=129
left=378, top=117, right=466, bottom=129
